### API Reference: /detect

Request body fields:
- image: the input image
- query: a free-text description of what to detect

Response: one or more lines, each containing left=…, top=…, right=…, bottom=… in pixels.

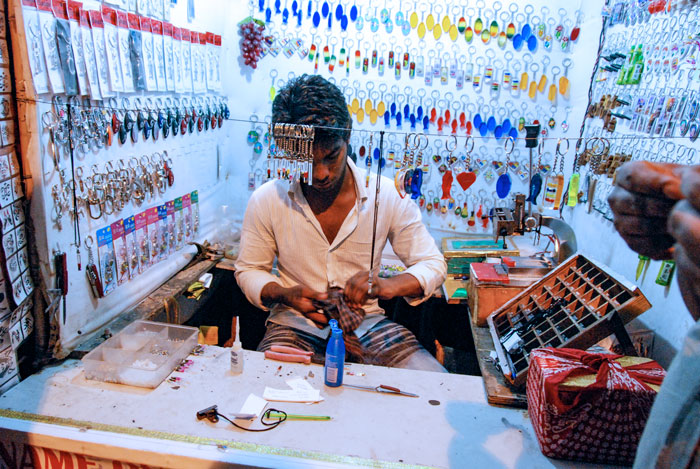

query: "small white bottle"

left=230, top=323, right=244, bottom=374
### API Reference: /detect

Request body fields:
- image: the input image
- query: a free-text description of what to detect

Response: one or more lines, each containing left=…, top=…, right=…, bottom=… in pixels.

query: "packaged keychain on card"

left=116, top=10, right=135, bottom=92
left=166, top=200, right=176, bottom=254
left=146, top=207, right=160, bottom=266
left=37, top=0, right=65, bottom=93
left=151, top=19, right=166, bottom=91
left=171, top=26, right=184, bottom=92
left=213, top=34, right=222, bottom=90
left=183, top=193, right=193, bottom=242
left=79, top=9, right=101, bottom=99
left=96, top=226, right=117, bottom=295
left=66, top=2, right=88, bottom=96
left=20, top=0, right=50, bottom=94
left=180, top=28, right=193, bottom=93
left=157, top=204, right=168, bottom=261
left=101, top=6, right=124, bottom=93
left=174, top=196, right=184, bottom=250
left=135, top=210, right=149, bottom=273
left=89, top=10, right=113, bottom=97
left=139, top=15, right=157, bottom=91
left=111, top=219, right=129, bottom=285
left=126, top=12, right=145, bottom=91
left=53, top=1, right=78, bottom=95
left=162, top=21, right=174, bottom=91
left=191, top=190, right=199, bottom=234
left=123, top=215, right=139, bottom=279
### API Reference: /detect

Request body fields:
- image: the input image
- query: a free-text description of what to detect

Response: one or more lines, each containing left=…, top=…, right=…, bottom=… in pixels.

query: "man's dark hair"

left=271, top=74, right=352, bottom=147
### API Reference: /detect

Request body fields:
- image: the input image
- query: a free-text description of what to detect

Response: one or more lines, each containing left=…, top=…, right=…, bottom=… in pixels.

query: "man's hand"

left=608, top=161, right=685, bottom=260
left=668, top=165, right=700, bottom=320
left=261, top=283, right=329, bottom=327
left=343, top=271, right=383, bottom=310
left=343, top=271, right=423, bottom=309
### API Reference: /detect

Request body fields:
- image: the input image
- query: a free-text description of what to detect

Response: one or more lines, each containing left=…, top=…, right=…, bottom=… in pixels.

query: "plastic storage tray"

left=82, top=320, right=198, bottom=388
left=487, top=255, right=651, bottom=387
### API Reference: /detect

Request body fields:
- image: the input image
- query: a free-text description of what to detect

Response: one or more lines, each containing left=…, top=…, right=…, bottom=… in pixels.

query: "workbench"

left=0, top=347, right=616, bottom=468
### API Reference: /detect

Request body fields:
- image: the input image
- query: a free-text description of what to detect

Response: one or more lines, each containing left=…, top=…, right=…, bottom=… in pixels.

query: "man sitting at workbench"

left=234, top=75, right=447, bottom=371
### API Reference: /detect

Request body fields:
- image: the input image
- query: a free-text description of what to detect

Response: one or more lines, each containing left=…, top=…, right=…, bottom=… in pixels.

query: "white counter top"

left=0, top=347, right=615, bottom=468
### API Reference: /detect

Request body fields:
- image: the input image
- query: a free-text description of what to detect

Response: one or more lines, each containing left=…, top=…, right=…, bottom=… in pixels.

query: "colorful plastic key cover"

left=494, top=125, right=503, bottom=139
left=423, top=116, right=430, bottom=130
left=527, top=34, right=537, bottom=52
left=411, top=168, right=423, bottom=199
left=508, top=127, right=518, bottom=140
left=465, top=26, right=474, bottom=42
left=473, top=113, right=483, bottom=128
left=479, top=122, right=488, bottom=137
left=313, top=11, right=321, bottom=27
left=321, top=1, right=329, bottom=17
left=350, top=4, right=358, bottom=21
left=458, top=17, right=467, bottom=33
left=487, top=116, right=497, bottom=132
left=521, top=23, right=531, bottom=40
left=384, top=111, right=391, bottom=126
left=496, top=173, right=512, bottom=198
left=512, top=33, right=523, bottom=50
left=502, top=118, right=512, bottom=133
left=341, top=15, right=349, bottom=30
left=402, top=21, right=411, bottom=35
left=404, top=168, right=414, bottom=193
left=336, top=4, right=343, bottom=20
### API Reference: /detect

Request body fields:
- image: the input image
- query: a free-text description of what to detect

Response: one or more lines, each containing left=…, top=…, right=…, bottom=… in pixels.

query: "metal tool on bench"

left=343, top=383, right=419, bottom=397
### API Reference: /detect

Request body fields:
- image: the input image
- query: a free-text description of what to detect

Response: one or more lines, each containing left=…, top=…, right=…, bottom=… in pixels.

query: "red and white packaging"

left=527, top=348, right=666, bottom=465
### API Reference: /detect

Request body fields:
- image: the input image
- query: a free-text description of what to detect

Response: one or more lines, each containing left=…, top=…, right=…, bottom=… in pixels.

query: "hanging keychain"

left=566, top=138, right=585, bottom=207
left=559, top=58, right=571, bottom=97
left=528, top=62, right=539, bottom=100
left=85, top=235, right=104, bottom=299
left=496, top=136, right=514, bottom=198
left=525, top=135, right=544, bottom=201
left=552, top=138, right=568, bottom=210
left=656, top=260, right=676, bottom=287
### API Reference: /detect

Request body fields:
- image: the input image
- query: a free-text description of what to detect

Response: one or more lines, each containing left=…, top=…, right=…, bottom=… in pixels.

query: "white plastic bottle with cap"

left=230, top=322, right=244, bottom=374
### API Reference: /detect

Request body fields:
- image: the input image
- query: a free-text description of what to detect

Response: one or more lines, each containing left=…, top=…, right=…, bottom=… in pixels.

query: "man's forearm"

left=261, top=282, right=288, bottom=306
left=377, top=273, right=422, bottom=300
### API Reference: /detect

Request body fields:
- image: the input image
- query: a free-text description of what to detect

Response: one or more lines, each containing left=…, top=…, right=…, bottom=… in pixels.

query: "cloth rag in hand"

left=312, top=287, right=366, bottom=362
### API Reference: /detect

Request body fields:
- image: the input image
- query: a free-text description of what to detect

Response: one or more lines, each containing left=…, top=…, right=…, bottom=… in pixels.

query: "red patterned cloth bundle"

left=527, top=347, right=666, bottom=465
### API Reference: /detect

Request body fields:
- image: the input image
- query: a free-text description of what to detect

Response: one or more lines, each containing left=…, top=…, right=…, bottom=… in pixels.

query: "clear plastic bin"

left=82, top=320, right=198, bottom=388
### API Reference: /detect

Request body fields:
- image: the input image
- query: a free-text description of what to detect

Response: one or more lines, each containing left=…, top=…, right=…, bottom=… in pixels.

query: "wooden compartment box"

left=487, top=255, right=651, bottom=387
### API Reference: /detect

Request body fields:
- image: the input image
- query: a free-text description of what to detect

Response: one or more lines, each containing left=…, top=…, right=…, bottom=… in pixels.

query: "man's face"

left=306, top=140, right=348, bottom=194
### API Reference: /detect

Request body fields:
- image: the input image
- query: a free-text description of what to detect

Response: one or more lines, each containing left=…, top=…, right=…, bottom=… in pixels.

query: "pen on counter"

left=266, top=411, right=331, bottom=421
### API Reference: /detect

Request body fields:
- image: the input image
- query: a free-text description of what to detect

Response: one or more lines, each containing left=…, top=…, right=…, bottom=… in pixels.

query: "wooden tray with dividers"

left=487, top=255, right=651, bottom=387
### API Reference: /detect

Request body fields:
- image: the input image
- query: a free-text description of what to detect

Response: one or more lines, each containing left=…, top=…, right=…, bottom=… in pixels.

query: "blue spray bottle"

left=324, top=323, right=345, bottom=387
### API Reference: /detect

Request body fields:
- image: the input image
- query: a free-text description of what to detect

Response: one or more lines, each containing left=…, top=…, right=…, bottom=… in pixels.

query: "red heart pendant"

left=456, top=171, right=477, bottom=190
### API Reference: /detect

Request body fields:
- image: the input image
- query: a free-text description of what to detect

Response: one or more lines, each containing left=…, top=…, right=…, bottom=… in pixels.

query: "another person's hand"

left=261, top=283, right=328, bottom=327
left=608, top=161, right=685, bottom=260
left=668, top=165, right=700, bottom=320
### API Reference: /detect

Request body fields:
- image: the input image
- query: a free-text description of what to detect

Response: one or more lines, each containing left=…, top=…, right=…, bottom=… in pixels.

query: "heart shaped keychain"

left=456, top=135, right=477, bottom=190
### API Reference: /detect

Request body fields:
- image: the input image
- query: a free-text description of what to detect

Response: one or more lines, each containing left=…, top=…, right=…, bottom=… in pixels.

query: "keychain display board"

left=9, top=0, right=239, bottom=359
left=564, top=0, right=700, bottom=366
left=224, top=0, right=603, bottom=240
